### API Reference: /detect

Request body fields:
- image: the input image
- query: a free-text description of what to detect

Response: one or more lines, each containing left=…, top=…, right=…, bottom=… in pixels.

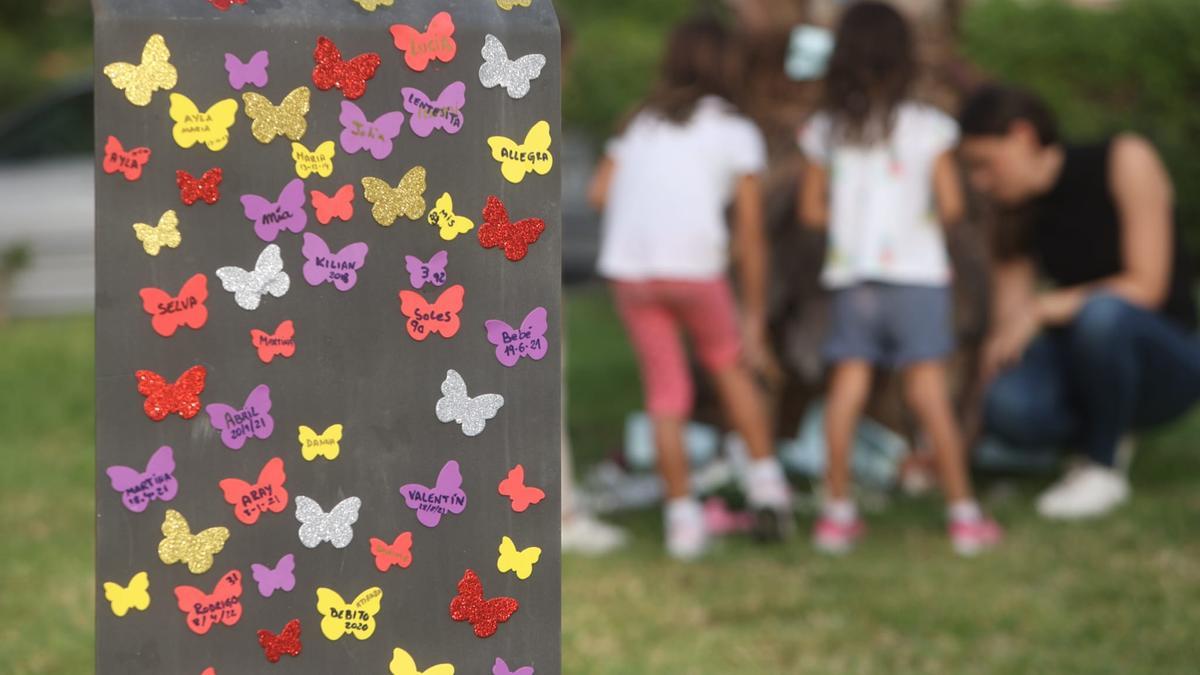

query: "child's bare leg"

left=824, top=360, right=873, bottom=500
left=902, top=361, right=971, bottom=504
left=653, top=416, right=691, bottom=500
left=710, top=365, right=774, bottom=461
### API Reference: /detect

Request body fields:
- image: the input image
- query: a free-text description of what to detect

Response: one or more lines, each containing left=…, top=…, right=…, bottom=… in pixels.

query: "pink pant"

left=612, top=279, right=744, bottom=417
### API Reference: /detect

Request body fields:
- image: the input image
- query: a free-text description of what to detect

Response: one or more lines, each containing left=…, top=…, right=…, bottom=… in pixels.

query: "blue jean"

left=984, top=293, right=1200, bottom=466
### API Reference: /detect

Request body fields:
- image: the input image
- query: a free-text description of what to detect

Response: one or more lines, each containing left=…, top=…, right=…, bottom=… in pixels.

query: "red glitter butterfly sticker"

left=257, top=619, right=302, bottom=663
left=102, top=135, right=150, bottom=181
left=250, top=319, right=296, bottom=364
left=136, top=365, right=207, bottom=421
left=139, top=273, right=208, bottom=337
left=176, top=168, right=223, bottom=206
left=478, top=195, right=545, bottom=262
left=311, top=184, right=354, bottom=225
left=389, top=11, right=457, bottom=72
left=449, top=569, right=519, bottom=638
left=369, top=532, right=413, bottom=572
left=208, top=0, right=247, bottom=11
left=312, top=36, right=381, bottom=101
left=498, top=464, right=545, bottom=513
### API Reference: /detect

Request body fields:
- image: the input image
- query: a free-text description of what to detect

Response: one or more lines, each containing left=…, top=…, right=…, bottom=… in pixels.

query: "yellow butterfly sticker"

left=427, top=193, right=475, bottom=241
left=353, top=0, right=394, bottom=10
left=316, top=586, right=383, bottom=641
left=496, top=535, right=542, bottom=581
left=133, top=210, right=182, bottom=257
left=243, top=86, right=311, bottom=144
left=496, top=0, right=533, bottom=10
left=292, top=140, right=335, bottom=179
left=103, top=571, right=151, bottom=617
left=361, top=167, right=427, bottom=227
left=389, top=647, right=455, bottom=675
left=487, top=120, right=554, bottom=184
left=157, top=509, right=230, bottom=575
left=298, top=424, right=343, bottom=461
left=169, top=93, right=238, bottom=152
left=103, top=34, right=178, bottom=107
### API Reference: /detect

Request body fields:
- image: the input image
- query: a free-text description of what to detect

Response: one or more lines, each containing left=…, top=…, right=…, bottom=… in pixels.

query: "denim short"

left=824, top=282, right=954, bottom=367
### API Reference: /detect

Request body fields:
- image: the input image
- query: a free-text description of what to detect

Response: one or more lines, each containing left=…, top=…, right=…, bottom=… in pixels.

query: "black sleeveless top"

left=1030, top=139, right=1197, bottom=330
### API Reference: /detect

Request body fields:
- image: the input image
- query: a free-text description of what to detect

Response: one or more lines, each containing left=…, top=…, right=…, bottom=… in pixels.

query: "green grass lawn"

left=3, top=288, right=1200, bottom=673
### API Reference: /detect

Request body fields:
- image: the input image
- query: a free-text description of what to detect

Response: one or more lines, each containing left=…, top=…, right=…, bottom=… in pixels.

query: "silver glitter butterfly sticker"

left=478, top=34, right=546, bottom=100
left=294, top=495, right=360, bottom=549
left=216, top=243, right=291, bottom=311
left=435, top=369, right=505, bottom=437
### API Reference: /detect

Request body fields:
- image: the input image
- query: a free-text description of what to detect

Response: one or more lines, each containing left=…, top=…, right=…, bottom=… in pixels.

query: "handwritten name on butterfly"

left=497, top=464, right=545, bottom=513
left=139, top=273, right=208, bottom=337
left=176, top=168, right=222, bottom=205
left=428, top=193, right=475, bottom=241
left=243, top=86, right=310, bottom=144
left=205, top=384, right=274, bottom=450
left=316, top=586, right=383, bottom=640
left=225, top=50, right=269, bottom=90
left=301, top=232, right=368, bottom=292
left=251, top=319, right=296, bottom=363
left=478, top=196, right=545, bottom=262
left=398, top=284, right=464, bottom=341
left=102, top=135, right=150, bottom=181
left=369, top=532, right=413, bottom=572
left=158, top=509, right=229, bottom=574
left=103, top=571, right=151, bottom=617
left=485, top=306, right=549, bottom=367
left=292, top=141, right=335, bottom=179
left=488, top=121, right=553, bottom=183
left=362, top=168, right=427, bottom=226
left=405, top=250, right=448, bottom=289
left=174, top=569, right=242, bottom=635
left=136, top=364, right=206, bottom=421
left=219, top=456, right=288, bottom=525
left=169, top=93, right=238, bottom=152
left=390, top=647, right=455, bottom=675
left=216, top=244, right=291, bottom=311
left=106, top=445, right=178, bottom=513
left=251, top=553, right=296, bottom=597
left=339, top=101, right=404, bottom=160
left=400, top=460, right=466, bottom=528
left=390, top=12, right=457, bottom=72
left=132, top=209, right=181, bottom=257
left=103, top=34, right=177, bottom=106
left=449, top=569, right=518, bottom=639
left=258, top=619, right=303, bottom=663
left=241, top=178, right=308, bottom=243
left=403, top=82, right=465, bottom=138
left=298, top=424, right=343, bottom=461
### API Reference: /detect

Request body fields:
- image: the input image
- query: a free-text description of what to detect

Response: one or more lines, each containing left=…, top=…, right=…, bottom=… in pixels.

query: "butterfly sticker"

left=493, top=658, right=534, bottom=675
left=241, top=178, right=308, bottom=243
left=219, top=456, right=288, bottom=525
left=251, top=320, right=296, bottom=363
left=497, top=464, right=545, bottom=513
left=158, top=509, right=230, bottom=574
left=400, top=460, right=467, bottom=529
left=132, top=209, right=181, bottom=257
left=478, top=196, right=545, bottom=262
left=205, top=384, right=274, bottom=450
left=292, top=140, right=335, bottom=179
left=136, top=365, right=206, bottom=421
left=258, top=619, right=303, bottom=663
left=405, top=250, right=448, bottom=289
left=312, top=36, right=381, bottom=101
left=427, top=192, right=475, bottom=241
left=243, top=86, right=311, bottom=144
left=353, top=0, right=393, bottom=10
left=479, top=35, right=546, bottom=100
left=488, top=120, right=553, bottom=183
left=295, top=495, right=361, bottom=549
left=398, top=284, right=464, bottom=341
left=390, top=648, right=455, bottom=675
left=176, top=168, right=223, bottom=205
left=312, top=184, right=355, bottom=225
left=102, top=135, right=151, bottom=181
left=497, top=536, right=541, bottom=581
left=103, top=34, right=177, bottom=106
left=251, top=553, right=296, bottom=597
left=169, top=94, right=238, bottom=152
left=209, top=0, right=247, bottom=10
left=338, top=101, right=405, bottom=160
left=496, top=0, right=533, bottom=10
left=436, top=369, right=504, bottom=437
left=175, top=569, right=242, bottom=635
left=316, top=586, right=383, bottom=640
left=216, top=244, right=291, bottom=310
left=449, top=569, right=518, bottom=639
left=485, top=306, right=549, bottom=367
left=225, top=50, right=269, bottom=90
left=298, top=424, right=343, bottom=461
left=106, top=445, right=178, bottom=513
left=389, top=12, right=457, bottom=72
left=139, top=273, right=208, bottom=338
left=369, top=532, right=413, bottom=572
left=301, top=232, right=369, bottom=292
left=402, top=82, right=466, bottom=138
left=103, top=571, right=151, bottom=617
left=361, top=168, right=427, bottom=226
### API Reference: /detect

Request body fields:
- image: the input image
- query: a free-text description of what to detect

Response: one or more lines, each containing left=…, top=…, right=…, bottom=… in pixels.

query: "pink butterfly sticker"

left=400, top=460, right=467, bottom=528
left=250, top=553, right=296, bottom=598
left=404, top=250, right=448, bottom=289
left=105, top=445, right=178, bottom=513
left=338, top=101, right=405, bottom=160
left=205, top=384, right=274, bottom=450
left=485, top=306, right=549, bottom=367
left=225, top=50, right=269, bottom=90
left=240, top=178, right=308, bottom=243
left=402, top=81, right=466, bottom=138
left=493, top=658, right=535, bottom=675
left=301, top=232, right=368, bottom=292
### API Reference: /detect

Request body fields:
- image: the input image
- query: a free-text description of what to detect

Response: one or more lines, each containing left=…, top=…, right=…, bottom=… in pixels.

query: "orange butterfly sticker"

left=369, top=532, right=413, bottom=572
left=139, top=273, right=208, bottom=338
left=498, top=464, right=545, bottom=513
left=398, top=284, right=464, bottom=341
left=389, top=12, right=457, bottom=72
left=102, top=135, right=151, bottom=181
left=175, top=569, right=242, bottom=635
left=250, top=320, right=296, bottom=364
left=311, top=185, right=354, bottom=225
left=219, top=456, right=288, bottom=526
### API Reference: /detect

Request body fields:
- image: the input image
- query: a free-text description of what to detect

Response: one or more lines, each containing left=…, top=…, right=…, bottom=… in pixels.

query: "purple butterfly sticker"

left=241, top=178, right=308, bottom=243
left=205, top=384, right=274, bottom=450
left=485, top=306, right=550, bottom=367
left=105, top=445, right=178, bottom=513
left=338, top=101, right=405, bottom=160
left=225, top=50, right=269, bottom=90
left=400, top=460, right=467, bottom=528
left=301, top=232, right=369, bottom=292
left=250, top=553, right=296, bottom=598
left=405, top=250, right=448, bottom=289
left=493, top=658, right=534, bottom=675
left=402, top=81, right=466, bottom=138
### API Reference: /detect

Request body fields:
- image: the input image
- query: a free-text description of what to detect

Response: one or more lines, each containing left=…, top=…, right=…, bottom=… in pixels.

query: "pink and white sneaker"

left=812, top=516, right=865, bottom=555
left=948, top=517, right=1003, bottom=557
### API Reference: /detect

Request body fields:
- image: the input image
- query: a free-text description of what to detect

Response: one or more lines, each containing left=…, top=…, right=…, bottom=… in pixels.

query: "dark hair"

left=822, top=1, right=916, bottom=144
left=959, top=84, right=1059, bottom=146
left=642, top=15, right=737, bottom=124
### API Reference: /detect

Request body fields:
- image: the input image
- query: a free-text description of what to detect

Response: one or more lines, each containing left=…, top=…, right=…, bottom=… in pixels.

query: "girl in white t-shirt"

left=798, top=1, right=1001, bottom=555
left=590, top=15, right=791, bottom=561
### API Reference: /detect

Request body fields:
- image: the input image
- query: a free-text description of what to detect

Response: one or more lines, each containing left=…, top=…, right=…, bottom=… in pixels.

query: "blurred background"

left=3, top=0, right=1200, bottom=673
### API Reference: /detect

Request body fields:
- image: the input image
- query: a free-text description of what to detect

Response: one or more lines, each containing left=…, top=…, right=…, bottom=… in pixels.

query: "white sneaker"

left=1036, top=462, right=1130, bottom=520
left=664, top=498, right=709, bottom=561
left=561, top=512, right=628, bottom=556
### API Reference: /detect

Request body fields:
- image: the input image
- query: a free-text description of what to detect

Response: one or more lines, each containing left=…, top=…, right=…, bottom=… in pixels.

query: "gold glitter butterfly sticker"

left=292, top=140, right=335, bottom=179
left=169, top=93, right=238, bottom=152
left=353, top=0, right=393, bottom=11
left=103, top=34, right=178, bottom=107
left=243, top=86, right=311, bottom=144
left=133, top=210, right=182, bottom=256
left=427, top=192, right=475, bottom=241
left=488, top=120, right=554, bottom=184
left=361, top=167, right=427, bottom=227
left=497, top=0, right=533, bottom=10
left=157, top=509, right=230, bottom=575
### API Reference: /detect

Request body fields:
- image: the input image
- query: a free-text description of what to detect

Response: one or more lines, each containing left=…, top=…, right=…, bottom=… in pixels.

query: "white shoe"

left=664, top=498, right=709, bottom=561
left=561, top=512, right=628, bottom=556
left=1036, top=462, right=1130, bottom=520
